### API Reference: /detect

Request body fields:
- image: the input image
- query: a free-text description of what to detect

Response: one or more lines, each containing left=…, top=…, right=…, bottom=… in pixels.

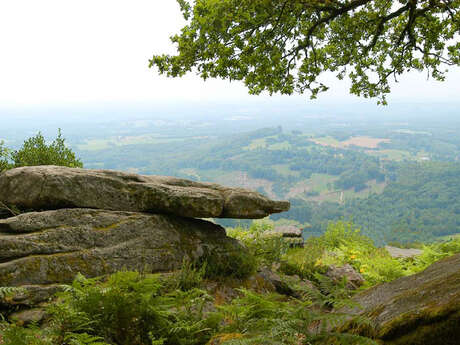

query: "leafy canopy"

left=151, top=0, right=460, bottom=104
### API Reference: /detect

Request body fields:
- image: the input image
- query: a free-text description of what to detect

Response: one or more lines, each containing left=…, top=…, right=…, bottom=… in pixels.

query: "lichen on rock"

left=0, top=209, right=245, bottom=286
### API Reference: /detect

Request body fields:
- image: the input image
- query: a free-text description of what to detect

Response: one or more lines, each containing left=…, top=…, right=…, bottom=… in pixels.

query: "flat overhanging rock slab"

left=0, top=166, right=289, bottom=219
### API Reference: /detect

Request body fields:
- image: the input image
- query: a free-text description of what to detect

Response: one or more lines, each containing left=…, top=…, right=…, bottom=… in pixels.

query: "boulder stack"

left=0, top=166, right=290, bottom=305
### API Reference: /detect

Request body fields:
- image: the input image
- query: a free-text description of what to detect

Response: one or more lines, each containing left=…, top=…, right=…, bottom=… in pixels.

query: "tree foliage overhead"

left=151, top=0, right=460, bottom=103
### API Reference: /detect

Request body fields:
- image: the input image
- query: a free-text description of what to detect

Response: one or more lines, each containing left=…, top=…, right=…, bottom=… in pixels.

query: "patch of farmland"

left=310, top=136, right=391, bottom=149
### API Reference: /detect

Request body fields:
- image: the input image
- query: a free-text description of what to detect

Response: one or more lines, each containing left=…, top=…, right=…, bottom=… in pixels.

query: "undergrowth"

left=276, top=220, right=460, bottom=287
left=226, top=221, right=290, bottom=267
left=2, top=220, right=460, bottom=345
left=0, top=269, right=376, bottom=345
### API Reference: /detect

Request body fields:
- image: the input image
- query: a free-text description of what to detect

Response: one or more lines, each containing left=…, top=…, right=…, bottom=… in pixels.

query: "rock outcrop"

left=0, top=166, right=290, bottom=219
left=0, top=208, right=241, bottom=287
left=384, top=245, right=423, bottom=259
left=0, top=166, right=290, bottom=308
left=269, top=225, right=302, bottom=238
left=264, top=225, right=304, bottom=247
left=340, top=253, right=460, bottom=345
left=325, top=264, right=364, bottom=290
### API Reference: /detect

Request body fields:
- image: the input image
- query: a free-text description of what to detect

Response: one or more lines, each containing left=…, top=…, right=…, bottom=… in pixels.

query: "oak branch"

left=151, top=0, right=460, bottom=104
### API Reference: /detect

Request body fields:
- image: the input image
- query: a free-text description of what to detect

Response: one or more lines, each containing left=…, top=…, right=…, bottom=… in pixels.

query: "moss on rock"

left=340, top=253, right=460, bottom=345
left=0, top=209, right=249, bottom=302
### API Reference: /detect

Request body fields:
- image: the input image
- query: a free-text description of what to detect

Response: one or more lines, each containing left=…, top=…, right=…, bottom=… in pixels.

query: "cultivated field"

left=311, top=136, right=391, bottom=149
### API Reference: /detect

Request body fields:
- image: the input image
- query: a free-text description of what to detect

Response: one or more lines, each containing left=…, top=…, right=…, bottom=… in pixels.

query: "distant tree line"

left=273, top=162, right=460, bottom=245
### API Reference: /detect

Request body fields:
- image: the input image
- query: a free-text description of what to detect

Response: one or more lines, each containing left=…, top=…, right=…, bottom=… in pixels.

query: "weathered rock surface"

left=0, top=166, right=290, bottom=219
left=266, top=225, right=302, bottom=238
left=0, top=208, right=243, bottom=289
left=7, top=284, right=62, bottom=307
left=263, top=226, right=304, bottom=248
left=10, top=308, right=47, bottom=325
left=258, top=268, right=319, bottom=298
left=385, top=245, right=423, bottom=259
left=325, top=264, right=364, bottom=290
left=341, top=253, right=460, bottom=345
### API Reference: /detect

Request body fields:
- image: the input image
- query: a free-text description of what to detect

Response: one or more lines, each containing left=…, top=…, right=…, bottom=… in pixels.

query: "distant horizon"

left=2, top=99, right=460, bottom=151
left=2, top=89, right=460, bottom=111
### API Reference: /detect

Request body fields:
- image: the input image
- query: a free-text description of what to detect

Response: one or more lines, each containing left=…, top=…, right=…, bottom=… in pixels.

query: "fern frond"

left=0, top=286, right=25, bottom=299
left=64, top=332, right=109, bottom=345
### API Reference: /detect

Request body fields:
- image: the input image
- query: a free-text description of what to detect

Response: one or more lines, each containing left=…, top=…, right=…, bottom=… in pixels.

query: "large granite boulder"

left=0, top=208, right=243, bottom=289
left=0, top=166, right=289, bottom=219
left=340, top=253, right=460, bottom=345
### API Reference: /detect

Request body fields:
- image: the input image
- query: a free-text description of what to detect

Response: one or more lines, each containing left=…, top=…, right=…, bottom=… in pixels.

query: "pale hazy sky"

left=1, top=0, right=459, bottom=108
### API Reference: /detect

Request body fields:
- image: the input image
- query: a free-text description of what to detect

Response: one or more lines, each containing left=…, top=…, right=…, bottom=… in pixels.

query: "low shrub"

left=3, top=221, right=459, bottom=345
left=0, top=269, right=378, bottom=345
left=409, top=237, right=460, bottom=273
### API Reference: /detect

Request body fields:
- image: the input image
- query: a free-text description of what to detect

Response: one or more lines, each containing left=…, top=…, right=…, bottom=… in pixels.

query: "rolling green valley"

left=36, top=108, right=458, bottom=246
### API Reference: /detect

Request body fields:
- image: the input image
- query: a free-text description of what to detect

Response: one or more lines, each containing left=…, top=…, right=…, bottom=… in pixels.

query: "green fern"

left=0, top=286, right=24, bottom=299
left=1, top=269, right=378, bottom=345
left=63, top=332, right=108, bottom=345
left=217, top=288, right=377, bottom=345
left=0, top=322, right=50, bottom=345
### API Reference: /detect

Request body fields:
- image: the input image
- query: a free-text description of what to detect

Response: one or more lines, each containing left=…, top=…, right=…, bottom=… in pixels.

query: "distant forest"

left=274, top=163, right=460, bottom=245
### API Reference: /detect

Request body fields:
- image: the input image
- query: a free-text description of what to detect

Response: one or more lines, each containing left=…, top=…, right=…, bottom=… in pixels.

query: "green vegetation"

left=0, top=287, right=24, bottom=299
left=227, top=220, right=460, bottom=290
left=280, top=221, right=460, bottom=287
left=5, top=126, right=460, bottom=245
left=226, top=221, right=290, bottom=268
left=276, top=162, right=460, bottom=244
left=212, top=289, right=373, bottom=345
left=3, top=220, right=460, bottom=345
left=0, top=130, right=82, bottom=172
left=199, top=244, right=257, bottom=280
left=0, top=142, right=11, bottom=172
left=1, top=271, right=221, bottom=345
left=151, top=0, right=460, bottom=104
left=133, top=128, right=391, bottom=198
left=0, top=266, right=375, bottom=345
